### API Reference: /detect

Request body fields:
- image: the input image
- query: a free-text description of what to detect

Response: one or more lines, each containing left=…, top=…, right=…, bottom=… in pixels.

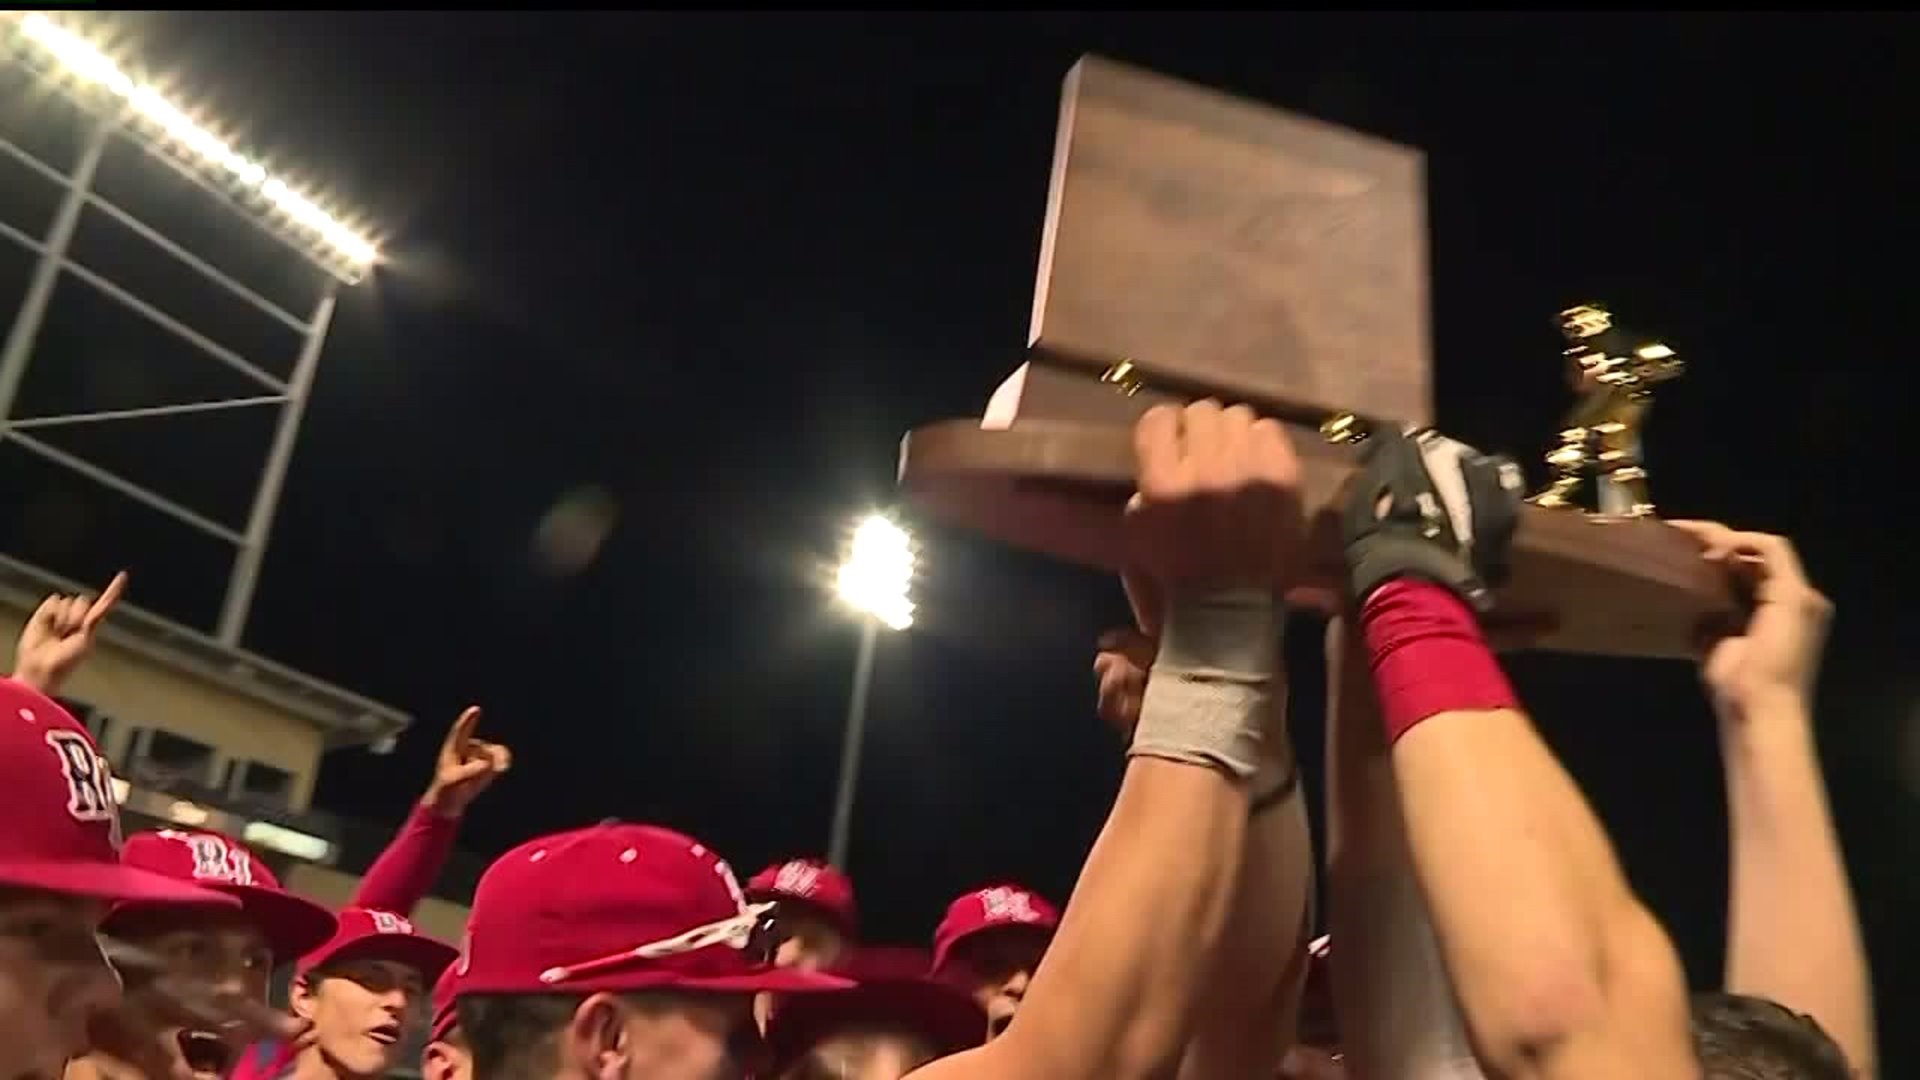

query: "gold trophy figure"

left=1530, top=304, right=1684, bottom=518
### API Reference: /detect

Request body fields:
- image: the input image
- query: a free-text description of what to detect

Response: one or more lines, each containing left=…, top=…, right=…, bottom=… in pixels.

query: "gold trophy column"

left=1530, top=304, right=1684, bottom=518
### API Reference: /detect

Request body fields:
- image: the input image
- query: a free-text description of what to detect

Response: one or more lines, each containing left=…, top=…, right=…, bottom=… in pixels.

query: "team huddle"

left=0, top=403, right=1873, bottom=1079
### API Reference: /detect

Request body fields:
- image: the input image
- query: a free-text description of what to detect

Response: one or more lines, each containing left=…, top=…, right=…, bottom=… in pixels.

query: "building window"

left=52, top=696, right=111, bottom=747
left=131, top=728, right=216, bottom=790
left=229, top=760, right=295, bottom=810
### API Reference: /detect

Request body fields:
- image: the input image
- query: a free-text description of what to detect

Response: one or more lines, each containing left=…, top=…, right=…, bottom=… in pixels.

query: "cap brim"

left=428, top=1009, right=458, bottom=1045
left=305, top=933, right=460, bottom=983
left=663, top=965, right=854, bottom=995
left=0, top=859, right=244, bottom=907
left=455, top=955, right=855, bottom=999
left=105, top=882, right=340, bottom=965
left=429, top=969, right=461, bottom=1043
left=931, top=921, right=1054, bottom=977
left=225, top=884, right=340, bottom=962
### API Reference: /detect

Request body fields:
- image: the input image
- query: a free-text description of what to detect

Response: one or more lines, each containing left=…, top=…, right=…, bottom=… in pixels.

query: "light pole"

left=2, top=13, right=381, bottom=648
left=826, top=514, right=914, bottom=870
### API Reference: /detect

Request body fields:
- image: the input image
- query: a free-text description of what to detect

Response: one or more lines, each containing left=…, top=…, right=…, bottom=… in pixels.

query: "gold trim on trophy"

left=1529, top=304, right=1684, bottom=518
left=1320, top=411, right=1370, bottom=445
left=1100, top=359, right=1145, bottom=396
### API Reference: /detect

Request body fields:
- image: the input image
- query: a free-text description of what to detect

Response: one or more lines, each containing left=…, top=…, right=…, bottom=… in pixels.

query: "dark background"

left=1, top=12, right=1912, bottom=1070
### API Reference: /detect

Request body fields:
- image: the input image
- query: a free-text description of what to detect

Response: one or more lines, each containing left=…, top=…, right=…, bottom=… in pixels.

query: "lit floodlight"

left=835, top=514, right=914, bottom=631
left=9, top=13, right=380, bottom=273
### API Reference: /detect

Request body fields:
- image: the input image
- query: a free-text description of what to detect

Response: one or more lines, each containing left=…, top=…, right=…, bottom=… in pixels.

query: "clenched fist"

left=1124, top=401, right=1306, bottom=595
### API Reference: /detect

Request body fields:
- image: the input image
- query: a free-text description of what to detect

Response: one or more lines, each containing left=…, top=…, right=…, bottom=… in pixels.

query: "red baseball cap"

left=745, top=858, right=858, bottom=937
left=107, top=829, right=338, bottom=961
left=766, top=946, right=986, bottom=1071
left=298, top=907, right=458, bottom=983
left=0, top=679, right=240, bottom=909
left=428, top=965, right=460, bottom=1044
left=456, top=822, right=852, bottom=997
left=930, top=883, right=1059, bottom=976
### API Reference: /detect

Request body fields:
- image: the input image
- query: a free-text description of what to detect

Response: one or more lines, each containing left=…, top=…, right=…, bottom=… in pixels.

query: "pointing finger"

left=82, top=572, right=129, bottom=635
left=446, top=706, right=482, bottom=757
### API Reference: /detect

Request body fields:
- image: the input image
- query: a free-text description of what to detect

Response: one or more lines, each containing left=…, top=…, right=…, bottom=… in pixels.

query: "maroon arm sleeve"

left=350, top=802, right=460, bottom=915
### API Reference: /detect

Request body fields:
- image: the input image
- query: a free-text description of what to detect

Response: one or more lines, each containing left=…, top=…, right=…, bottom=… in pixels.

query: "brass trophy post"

left=897, top=56, right=1735, bottom=659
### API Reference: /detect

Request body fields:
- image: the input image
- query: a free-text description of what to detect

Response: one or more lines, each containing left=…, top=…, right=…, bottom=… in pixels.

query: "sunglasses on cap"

left=536, top=901, right=786, bottom=986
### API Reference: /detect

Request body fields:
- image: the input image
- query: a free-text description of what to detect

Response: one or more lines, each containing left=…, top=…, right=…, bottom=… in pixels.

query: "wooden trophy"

left=897, top=56, right=1735, bottom=659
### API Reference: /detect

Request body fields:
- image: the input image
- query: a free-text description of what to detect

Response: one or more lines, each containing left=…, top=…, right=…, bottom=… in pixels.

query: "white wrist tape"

left=1128, top=589, right=1282, bottom=780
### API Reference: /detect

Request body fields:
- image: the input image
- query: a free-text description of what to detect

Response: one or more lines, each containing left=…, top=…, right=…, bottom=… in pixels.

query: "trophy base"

left=899, top=419, right=1738, bottom=660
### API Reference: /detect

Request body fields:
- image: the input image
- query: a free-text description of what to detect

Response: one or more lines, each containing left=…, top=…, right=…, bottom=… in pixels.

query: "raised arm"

left=1341, top=429, right=1697, bottom=1080
left=1093, top=583, right=1314, bottom=1080
left=9, top=571, right=127, bottom=696
left=1180, top=712, right=1312, bottom=1079
left=352, top=706, right=510, bottom=914
left=916, top=401, right=1304, bottom=1080
left=1670, top=522, right=1874, bottom=1077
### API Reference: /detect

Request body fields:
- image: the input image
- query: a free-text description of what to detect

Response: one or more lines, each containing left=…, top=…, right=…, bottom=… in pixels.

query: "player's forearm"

left=915, top=756, right=1250, bottom=1080
left=1393, top=708, right=1694, bottom=1080
left=1178, top=775, right=1311, bottom=1080
left=1325, top=622, right=1482, bottom=1080
left=1339, top=430, right=1696, bottom=1078
left=1720, top=693, right=1876, bottom=1076
left=1001, top=593, right=1279, bottom=1078
left=1005, top=756, right=1248, bottom=1080
left=1365, top=585, right=1690, bottom=1078
left=351, top=801, right=460, bottom=915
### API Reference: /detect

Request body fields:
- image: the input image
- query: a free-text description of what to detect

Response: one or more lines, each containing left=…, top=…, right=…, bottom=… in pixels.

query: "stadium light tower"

left=826, top=513, right=915, bottom=869
left=0, top=12, right=382, bottom=647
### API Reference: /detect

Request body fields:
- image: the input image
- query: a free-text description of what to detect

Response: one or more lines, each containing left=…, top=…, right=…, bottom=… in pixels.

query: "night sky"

left=1, top=12, right=1913, bottom=1069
